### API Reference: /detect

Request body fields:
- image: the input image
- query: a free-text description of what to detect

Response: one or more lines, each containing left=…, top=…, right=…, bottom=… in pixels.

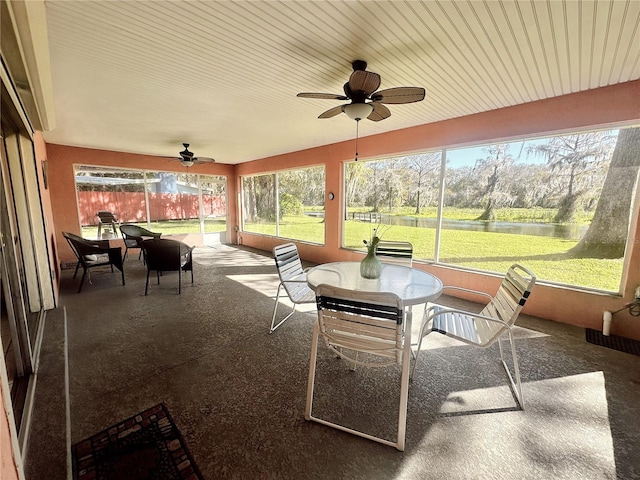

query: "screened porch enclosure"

left=75, top=166, right=227, bottom=242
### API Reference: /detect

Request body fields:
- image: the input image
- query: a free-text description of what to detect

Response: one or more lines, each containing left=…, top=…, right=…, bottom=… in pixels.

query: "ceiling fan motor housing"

left=352, top=60, right=367, bottom=71
left=180, top=143, right=194, bottom=160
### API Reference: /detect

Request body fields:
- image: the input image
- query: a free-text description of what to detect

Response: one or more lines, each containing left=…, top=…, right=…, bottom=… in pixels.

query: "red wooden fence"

left=77, top=191, right=226, bottom=225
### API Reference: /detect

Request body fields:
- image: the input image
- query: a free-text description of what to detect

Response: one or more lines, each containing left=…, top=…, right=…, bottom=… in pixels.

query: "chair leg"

left=395, top=310, right=413, bottom=451
left=270, top=283, right=297, bottom=334
left=178, top=268, right=182, bottom=294
left=145, top=270, right=151, bottom=295
left=77, top=268, right=88, bottom=293
left=73, top=261, right=81, bottom=279
left=305, top=322, right=320, bottom=421
left=411, top=326, right=432, bottom=381
left=498, top=331, right=524, bottom=409
left=123, top=247, right=128, bottom=262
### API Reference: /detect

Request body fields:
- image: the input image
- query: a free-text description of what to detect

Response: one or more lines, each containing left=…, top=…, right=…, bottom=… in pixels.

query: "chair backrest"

left=315, top=284, right=405, bottom=366
left=63, top=231, right=83, bottom=260
left=120, top=224, right=160, bottom=246
left=141, top=238, right=190, bottom=272
left=476, top=264, right=536, bottom=343
left=376, top=241, right=413, bottom=267
left=273, top=243, right=305, bottom=283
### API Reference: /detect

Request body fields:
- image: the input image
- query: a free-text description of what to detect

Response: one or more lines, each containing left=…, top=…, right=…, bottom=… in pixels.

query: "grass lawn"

left=82, top=218, right=227, bottom=238
left=247, top=215, right=621, bottom=292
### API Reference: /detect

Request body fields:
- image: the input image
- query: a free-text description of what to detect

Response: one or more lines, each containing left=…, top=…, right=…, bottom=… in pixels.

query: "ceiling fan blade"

left=297, top=92, right=349, bottom=100
left=193, top=157, right=216, bottom=164
left=368, top=103, right=391, bottom=122
left=371, top=87, right=426, bottom=104
left=349, top=70, right=381, bottom=95
left=318, top=105, right=344, bottom=119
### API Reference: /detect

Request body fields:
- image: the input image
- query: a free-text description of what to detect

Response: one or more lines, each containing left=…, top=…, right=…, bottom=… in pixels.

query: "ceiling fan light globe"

left=343, top=103, right=373, bottom=121
left=182, top=160, right=195, bottom=167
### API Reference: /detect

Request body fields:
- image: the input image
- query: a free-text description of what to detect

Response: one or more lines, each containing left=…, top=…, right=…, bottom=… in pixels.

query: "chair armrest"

left=285, top=272, right=308, bottom=283
left=82, top=238, right=110, bottom=248
left=180, top=243, right=195, bottom=255
left=441, top=286, right=493, bottom=302
left=75, top=241, right=113, bottom=256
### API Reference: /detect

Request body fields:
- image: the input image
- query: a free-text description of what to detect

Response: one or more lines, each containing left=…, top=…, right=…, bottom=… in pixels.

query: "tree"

left=365, top=161, right=389, bottom=213
left=529, top=131, right=615, bottom=222
left=345, top=161, right=368, bottom=209
left=404, top=153, right=441, bottom=214
left=474, top=144, right=514, bottom=220
left=570, top=127, right=640, bottom=258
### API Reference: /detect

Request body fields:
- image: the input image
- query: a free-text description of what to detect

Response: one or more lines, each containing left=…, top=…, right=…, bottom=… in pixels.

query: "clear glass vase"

left=360, top=249, right=382, bottom=279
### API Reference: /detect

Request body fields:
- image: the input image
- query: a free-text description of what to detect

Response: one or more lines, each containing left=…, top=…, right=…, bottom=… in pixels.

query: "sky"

left=446, top=138, right=549, bottom=168
left=445, top=129, right=620, bottom=168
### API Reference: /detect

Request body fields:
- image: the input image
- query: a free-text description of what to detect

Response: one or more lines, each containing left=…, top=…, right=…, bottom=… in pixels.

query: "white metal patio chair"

left=376, top=240, right=413, bottom=266
left=270, top=243, right=316, bottom=333
left=411, top=264, right=536, bottom=409
left=305, top=284, right=409, bottom=451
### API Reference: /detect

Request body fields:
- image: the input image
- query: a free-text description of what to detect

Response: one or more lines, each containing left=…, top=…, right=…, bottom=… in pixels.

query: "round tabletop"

left=306, top=261, right=443, bottom=306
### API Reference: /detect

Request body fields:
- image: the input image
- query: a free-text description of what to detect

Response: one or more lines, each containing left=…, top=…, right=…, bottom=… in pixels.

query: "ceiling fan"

left=171, top=143, right=215, bottom=167
left=297, top=60, right=426, bottom=122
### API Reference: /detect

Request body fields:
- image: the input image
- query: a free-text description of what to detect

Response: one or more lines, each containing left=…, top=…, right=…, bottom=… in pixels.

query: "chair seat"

left=430, top=305, right=502, bottom=346
left=283, top=279, right=315, bottom=303
left=83, top=253, right=111, bottom=265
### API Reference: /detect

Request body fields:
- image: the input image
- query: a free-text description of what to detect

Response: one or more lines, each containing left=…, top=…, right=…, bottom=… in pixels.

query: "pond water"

left=382, top=215, right=587, bottom=240
left=308, top=212, right=588, bottom=240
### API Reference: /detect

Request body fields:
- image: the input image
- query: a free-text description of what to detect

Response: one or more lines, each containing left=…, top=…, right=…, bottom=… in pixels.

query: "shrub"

left=279, top=193, right=304, bottom=218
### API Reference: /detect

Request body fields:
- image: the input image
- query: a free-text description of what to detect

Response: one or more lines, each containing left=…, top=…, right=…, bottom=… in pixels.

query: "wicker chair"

left=141, top=238, right=194, bottom=295
left=63, top=231, right=125, bottom=293
left=119, top=224, right=162, bottom=261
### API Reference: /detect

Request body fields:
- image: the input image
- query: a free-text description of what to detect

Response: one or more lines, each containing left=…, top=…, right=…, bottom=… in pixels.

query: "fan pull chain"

left=355, top=119, right=360, bottom=161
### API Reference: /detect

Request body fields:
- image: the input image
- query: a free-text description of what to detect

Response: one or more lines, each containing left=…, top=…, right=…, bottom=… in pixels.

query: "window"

left=75, top=166, right=226, bottom=239
left=344, top=153, right=442, bottom=260
left=344, top=125, right=640, bottom=293
left=241, top=166, right=325, bottom=244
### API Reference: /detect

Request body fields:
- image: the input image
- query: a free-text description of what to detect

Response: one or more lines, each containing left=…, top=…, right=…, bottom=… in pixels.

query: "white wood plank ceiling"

left=41, top=0, right=640, bottom=164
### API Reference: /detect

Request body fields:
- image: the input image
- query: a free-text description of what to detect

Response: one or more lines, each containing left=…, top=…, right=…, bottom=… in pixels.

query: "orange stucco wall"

left=45, top=81, right=640, bottom=340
